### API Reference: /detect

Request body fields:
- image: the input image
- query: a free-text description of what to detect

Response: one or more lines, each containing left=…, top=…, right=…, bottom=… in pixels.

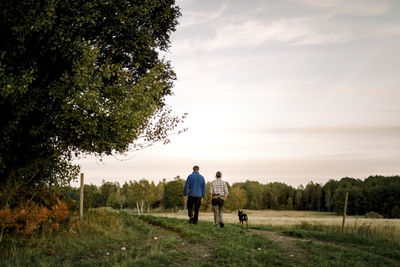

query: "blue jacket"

left=183, top=171, right=206, bottom=198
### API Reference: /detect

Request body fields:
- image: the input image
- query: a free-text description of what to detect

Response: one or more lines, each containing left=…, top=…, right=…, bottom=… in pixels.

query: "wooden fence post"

left=80, top=173, right=84, bottom=221
left=341, top=191, right=349, bottom=233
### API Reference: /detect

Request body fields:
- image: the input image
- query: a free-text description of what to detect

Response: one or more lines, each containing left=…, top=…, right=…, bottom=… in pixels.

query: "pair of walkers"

left=183, top=165, right=229, bottom=227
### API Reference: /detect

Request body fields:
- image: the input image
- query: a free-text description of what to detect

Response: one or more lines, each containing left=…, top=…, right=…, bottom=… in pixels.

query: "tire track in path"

left=250, top=229, right=309, bottom=265
left=146, top=222, right=213, bottom=266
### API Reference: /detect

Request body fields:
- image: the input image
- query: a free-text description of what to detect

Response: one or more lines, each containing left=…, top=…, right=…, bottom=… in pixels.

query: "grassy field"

left=153, top=209, right=400, bottom=241
left=1, top=209, right=400, bottom=266
left=154, top=209, right=400, bottom=231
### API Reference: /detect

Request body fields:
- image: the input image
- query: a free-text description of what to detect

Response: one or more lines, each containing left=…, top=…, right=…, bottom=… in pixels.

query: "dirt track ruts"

left=251, top=228, right=400, bottom=266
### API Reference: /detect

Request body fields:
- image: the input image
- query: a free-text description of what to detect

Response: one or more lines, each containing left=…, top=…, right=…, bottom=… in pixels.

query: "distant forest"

left=65, top=175, right=400, bottom=219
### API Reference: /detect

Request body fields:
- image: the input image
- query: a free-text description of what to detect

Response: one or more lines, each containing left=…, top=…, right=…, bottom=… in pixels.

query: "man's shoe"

left=220, top=223, right=224, bottom=228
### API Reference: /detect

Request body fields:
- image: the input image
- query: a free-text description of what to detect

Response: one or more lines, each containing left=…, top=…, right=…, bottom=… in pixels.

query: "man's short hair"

left=216, top=171, right=222, bottom=178
left=193, top=165, right=199, bottom=171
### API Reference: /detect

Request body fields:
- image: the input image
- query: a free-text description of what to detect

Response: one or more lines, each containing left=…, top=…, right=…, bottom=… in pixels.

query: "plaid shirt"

left=210, top=178, right=229, bottom=196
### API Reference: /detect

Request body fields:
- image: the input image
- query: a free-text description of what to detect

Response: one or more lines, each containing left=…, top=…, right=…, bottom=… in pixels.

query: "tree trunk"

left=136, top=202, right=141, bottom=215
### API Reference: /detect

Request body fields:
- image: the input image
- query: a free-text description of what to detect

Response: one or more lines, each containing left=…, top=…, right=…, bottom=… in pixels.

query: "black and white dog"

left=238, top=210, right=248, bottom=228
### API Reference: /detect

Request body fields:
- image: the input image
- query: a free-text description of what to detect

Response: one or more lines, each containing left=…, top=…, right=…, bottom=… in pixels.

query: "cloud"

left=177, top=18, right=400, bottom=52
left=174, top=16, right=397, bottom=52
left=254, top=125, right=400, bottom=136
left=173, top=0, right=400, bottom=53
left=380, top=24, right=400, bottom=36
left=179, top=1, right=228, bottom=28
left=174, top=18, right=313, bottom=52
left=325, top=87, right=400, bottom=96
left=292, top=0, right=392, bottom=15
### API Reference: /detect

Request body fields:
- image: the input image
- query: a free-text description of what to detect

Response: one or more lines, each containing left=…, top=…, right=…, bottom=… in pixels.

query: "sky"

left=75, top=0, right=400, bottom=187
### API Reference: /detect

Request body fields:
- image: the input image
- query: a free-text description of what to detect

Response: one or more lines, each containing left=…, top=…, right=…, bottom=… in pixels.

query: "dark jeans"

left=211, top=197, right=224, bottom=207
left=187, top=196, right=202, bottom=222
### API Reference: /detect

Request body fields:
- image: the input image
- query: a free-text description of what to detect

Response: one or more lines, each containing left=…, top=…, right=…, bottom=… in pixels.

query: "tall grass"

left=249, top=219, right=400, bottom=266
left=3, top=209, right=399, bottom=266
left=0, top=209, right=183, bottom=266
left=1, top=209, right=288, bottom=266
left=277, top=220, right=400, bottom=261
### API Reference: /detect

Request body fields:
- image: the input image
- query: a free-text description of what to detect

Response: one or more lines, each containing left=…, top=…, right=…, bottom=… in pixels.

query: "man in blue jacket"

left=183, top=165, right=206, bottom=224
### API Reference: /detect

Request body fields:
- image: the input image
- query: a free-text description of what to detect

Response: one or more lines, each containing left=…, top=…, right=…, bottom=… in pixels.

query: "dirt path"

left=251, top=229, right=400, bottom=266
left=148, top=223, right=213, bottom=266
left=178, top=239, right=213, bottom=265
left=250, top=229, right=309, bottom=264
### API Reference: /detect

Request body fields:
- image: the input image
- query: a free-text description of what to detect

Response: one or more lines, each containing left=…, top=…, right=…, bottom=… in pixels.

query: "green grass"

left=0, top=210, right=288, bottom=266
left=0, top=209, right=185, bottom=266
left=2, top=210, right=399, bottom=266
left=298, top=239, right=399, bottom=267
left=250, top=220, right=400, bottom=266
left=140, top=215, right=286, bottom=266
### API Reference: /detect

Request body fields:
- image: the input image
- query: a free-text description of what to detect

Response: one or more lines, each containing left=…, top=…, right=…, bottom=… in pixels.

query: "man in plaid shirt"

left=209, top=171, right=229, bottom=228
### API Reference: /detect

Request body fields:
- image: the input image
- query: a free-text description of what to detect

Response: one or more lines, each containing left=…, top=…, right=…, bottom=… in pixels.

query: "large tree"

left=162, top=178, right=184, bottom=210
left=0, top=0, right=182, bottom=205
left=225, top=185, right=247, bottom=211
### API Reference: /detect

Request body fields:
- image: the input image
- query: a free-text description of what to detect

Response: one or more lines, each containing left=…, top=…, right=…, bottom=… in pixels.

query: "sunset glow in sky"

left=76, top=0, right=400, bottom=187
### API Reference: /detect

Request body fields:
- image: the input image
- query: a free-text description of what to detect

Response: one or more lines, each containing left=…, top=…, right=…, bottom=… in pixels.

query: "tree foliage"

left=225, top=185, right=247, bottom=211
left=162, top=177, right=184, bottom=210
left=0, top=0, right=182, bottom=206
left=223, top=176, right=400, bottom=218
left=63, top=175, right=400, bottom=218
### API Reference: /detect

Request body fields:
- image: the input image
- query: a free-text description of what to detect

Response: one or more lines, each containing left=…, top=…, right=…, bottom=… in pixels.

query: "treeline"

left=65, top=178, right=186, bottom=215
left=232, top=175, right=400, bottom=218
left=65, top=175, right=400, bottom=218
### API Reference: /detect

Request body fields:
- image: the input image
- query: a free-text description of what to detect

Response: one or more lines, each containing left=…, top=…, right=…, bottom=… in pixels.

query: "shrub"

left=391, top=206, right=400, bottom=218
left=364, top=211, right=383, bottom=219
left=0, top=199, right=80, bottom=240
